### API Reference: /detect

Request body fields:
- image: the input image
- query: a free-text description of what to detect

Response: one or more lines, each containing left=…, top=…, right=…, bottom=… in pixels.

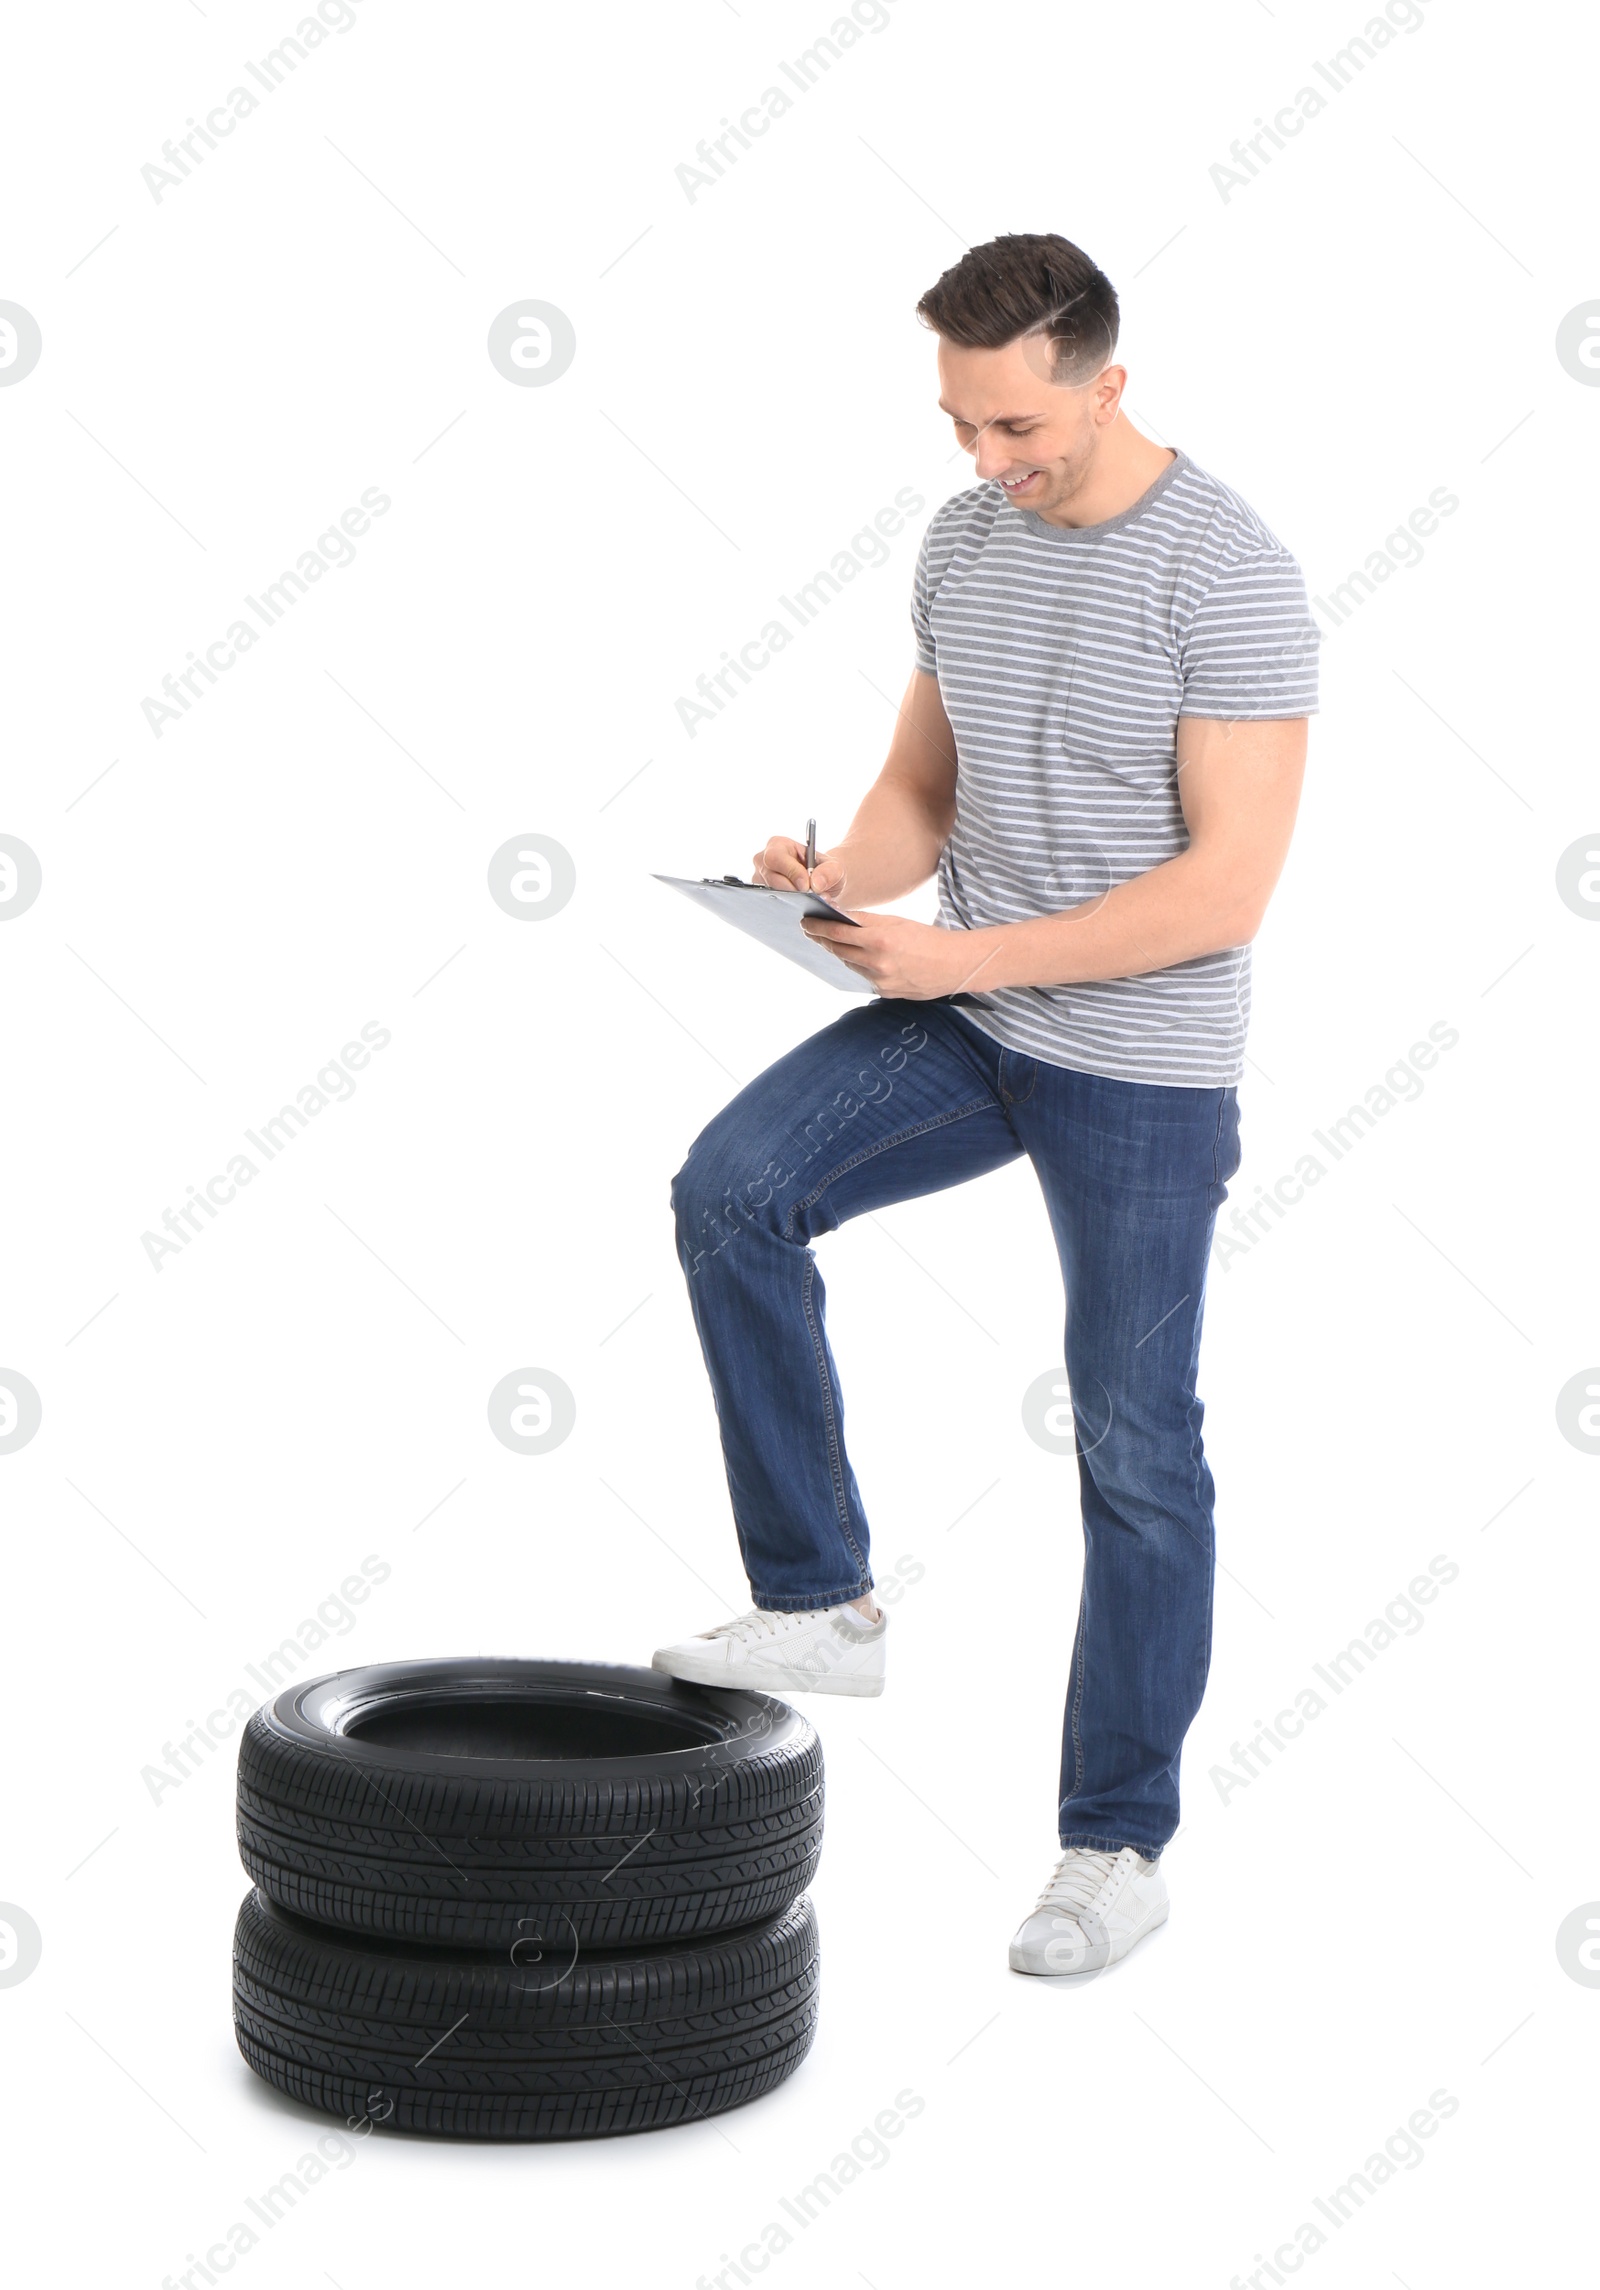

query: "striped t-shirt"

left=911, top=449, right=1319, bottom=1087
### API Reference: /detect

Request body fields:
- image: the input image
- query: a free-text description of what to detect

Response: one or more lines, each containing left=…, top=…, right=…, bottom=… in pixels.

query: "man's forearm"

left=826, top=772, right=954, bottom=908
left=952, top=850, right=1260, bottom=994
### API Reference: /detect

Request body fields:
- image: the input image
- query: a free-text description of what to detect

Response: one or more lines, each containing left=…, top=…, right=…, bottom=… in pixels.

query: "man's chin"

left=996, top=473, right=1051, bottom=509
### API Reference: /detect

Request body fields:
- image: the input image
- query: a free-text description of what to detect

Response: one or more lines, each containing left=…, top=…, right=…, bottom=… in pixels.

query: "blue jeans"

left=670, top=998, right=1242, bottom=1859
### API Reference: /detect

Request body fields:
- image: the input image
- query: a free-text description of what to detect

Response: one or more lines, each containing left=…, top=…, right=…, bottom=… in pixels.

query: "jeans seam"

left=1062, top=1598, right=1088, bottom=1815
left=1187, top=1299, right=1217, bottom=1718
left=748, top=1580, right=870, bottom=1612
left=800, top=1248, right=870, bottom=1581
left=780, top=1097, right=999, bottom=1240
left=1059, top=1832, right=1161, bottom=1860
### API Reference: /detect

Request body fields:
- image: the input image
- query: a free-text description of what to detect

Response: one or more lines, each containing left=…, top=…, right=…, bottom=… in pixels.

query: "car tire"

left=236, top=1657, right=823, bottom=1950
left=232, top=1887, right=819, bottom=2140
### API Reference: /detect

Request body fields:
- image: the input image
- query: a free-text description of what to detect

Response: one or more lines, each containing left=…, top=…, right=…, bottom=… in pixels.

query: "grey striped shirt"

left=911, top=449, right=1319, bottom=1087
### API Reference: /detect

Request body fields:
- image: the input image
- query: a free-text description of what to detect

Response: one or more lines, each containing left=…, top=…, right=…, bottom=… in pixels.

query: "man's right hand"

left=752, top=837, right=847, bottom=901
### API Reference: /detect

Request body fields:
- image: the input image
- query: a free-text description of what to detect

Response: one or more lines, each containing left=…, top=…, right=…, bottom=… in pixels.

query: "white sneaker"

left=1008, top=1846, right=1168, bottom=1976
left=651, top=1603, right=887, bottom=1698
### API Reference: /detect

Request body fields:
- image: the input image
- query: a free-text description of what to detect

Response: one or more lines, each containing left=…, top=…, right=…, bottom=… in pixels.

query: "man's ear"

left=1090, top=363, right=1128, bottom=424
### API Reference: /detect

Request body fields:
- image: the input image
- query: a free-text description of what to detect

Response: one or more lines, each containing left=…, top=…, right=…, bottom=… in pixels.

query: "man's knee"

left=671, top=1110, right=752, bottom=1229
left=671, top=1113, right=795, bottom=1265
left=1064, top=1360, right=1200, bottom=1479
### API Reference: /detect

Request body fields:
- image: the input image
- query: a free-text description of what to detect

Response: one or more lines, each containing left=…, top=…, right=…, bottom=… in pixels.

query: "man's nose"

left=970, top=430, right=1014, bottom=479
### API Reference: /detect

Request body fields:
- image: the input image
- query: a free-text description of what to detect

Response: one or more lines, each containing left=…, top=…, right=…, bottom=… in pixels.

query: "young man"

left=653, top=233, right=1318, bottom=1977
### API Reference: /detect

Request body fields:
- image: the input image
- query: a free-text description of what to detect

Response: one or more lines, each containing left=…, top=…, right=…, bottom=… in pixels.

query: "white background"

left=2, top=0, right=1594, bottom=2282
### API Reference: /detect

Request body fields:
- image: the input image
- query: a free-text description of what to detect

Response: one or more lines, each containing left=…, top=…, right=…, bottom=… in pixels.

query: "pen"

left=804, top=817, right=817, bottom=875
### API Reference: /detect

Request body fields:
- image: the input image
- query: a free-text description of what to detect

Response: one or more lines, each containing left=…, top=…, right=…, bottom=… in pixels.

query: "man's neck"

left=1033, top=421, right=1178, bottom=531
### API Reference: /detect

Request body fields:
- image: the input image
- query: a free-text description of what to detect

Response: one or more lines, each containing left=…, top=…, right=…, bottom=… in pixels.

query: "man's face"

left=936, top=334, right=1123, bottom=517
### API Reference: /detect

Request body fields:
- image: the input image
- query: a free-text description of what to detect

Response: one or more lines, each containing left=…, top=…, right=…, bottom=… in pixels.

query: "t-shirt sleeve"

left=1178, top=543, right=1321, bottom=719
left=910, top=527, right=939, bottom=675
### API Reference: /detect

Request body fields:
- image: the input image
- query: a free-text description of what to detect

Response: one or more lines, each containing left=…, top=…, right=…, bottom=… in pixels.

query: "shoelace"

left=701, top=1608, right=790, bottom=1646
left=1031, top=1848, right=1121, bottom=1918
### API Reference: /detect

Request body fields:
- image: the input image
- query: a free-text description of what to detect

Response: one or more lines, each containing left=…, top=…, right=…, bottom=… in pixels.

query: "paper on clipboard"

left=653, top=875, right=871, bottom=993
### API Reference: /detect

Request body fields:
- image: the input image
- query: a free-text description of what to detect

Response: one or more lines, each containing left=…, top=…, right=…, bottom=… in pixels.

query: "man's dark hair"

left=916, top=233, right=1119, bottom=384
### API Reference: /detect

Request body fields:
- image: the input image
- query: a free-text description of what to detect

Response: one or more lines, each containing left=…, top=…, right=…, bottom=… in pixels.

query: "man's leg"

left=669, top=998, right=1020, bottom=1613
left=1013, top=1060, right=1243, bottom=1858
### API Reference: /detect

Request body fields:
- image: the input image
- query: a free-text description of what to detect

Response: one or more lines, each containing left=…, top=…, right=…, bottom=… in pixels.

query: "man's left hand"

left=801, top=911, right=997, bottom=1000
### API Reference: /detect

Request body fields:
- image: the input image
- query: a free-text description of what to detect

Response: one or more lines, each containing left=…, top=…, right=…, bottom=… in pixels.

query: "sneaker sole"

left=1008, top=1898, right=1169, bottom=1978
left=651, top=1652, right=885, bottom=1699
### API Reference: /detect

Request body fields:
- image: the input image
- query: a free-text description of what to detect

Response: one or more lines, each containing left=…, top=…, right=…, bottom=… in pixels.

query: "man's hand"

left=755, top=838, right=837, bottom=897
left=800, top=910, right=997, bottom=1000
left=751, top=836, right=848, bottom=899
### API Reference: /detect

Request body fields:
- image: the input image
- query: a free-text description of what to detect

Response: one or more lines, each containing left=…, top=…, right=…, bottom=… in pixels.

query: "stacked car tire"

left=232, top=1657, right=823, bottom=2139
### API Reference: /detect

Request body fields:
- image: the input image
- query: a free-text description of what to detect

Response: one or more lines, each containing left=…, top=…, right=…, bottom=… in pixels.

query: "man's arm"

left=753, top=669, right=958, bottom=907
left=802, top=713, right=1308, bottom=998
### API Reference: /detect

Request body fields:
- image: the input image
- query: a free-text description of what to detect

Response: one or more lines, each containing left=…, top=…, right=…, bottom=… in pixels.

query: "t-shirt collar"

left=1012, top=448, right=1188, bottom=543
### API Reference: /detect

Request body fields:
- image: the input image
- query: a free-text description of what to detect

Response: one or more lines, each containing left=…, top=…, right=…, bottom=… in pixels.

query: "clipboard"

left=653, top=875, right=871, bottom=993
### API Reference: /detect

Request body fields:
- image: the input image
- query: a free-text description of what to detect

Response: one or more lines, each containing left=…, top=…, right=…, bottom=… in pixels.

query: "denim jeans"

left=670, top=997, right=1242, bottom=1859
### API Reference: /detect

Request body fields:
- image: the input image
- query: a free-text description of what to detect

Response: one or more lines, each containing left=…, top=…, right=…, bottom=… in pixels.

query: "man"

left=653, top=232, right=1318, bottom=1977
